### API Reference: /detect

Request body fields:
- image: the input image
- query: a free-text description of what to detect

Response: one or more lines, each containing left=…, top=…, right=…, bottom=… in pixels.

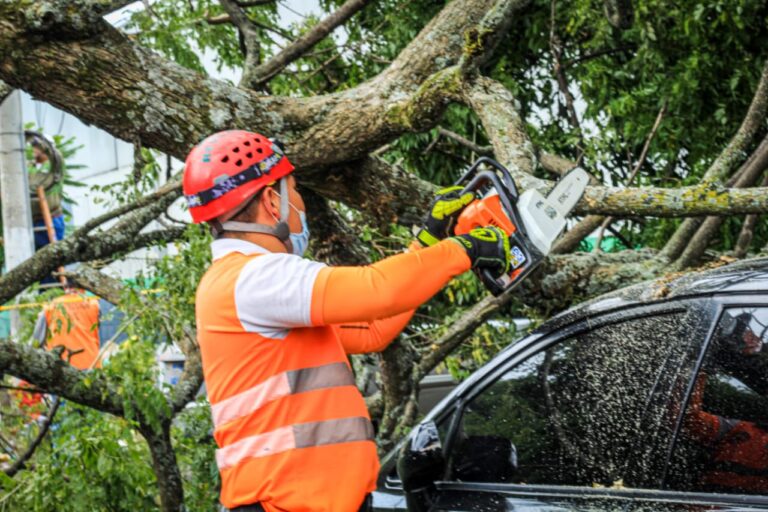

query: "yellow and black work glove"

left=415, top=186, right=475, bottom=247
left=449, top=226, right=511, bottom=278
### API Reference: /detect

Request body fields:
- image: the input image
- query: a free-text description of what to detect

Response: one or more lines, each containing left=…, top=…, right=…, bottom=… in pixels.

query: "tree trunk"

left=140, top=422, right=186, bottom=512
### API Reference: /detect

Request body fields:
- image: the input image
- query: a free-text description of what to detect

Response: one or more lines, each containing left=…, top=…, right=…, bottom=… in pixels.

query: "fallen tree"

left=0, top=0, right=767, bottom=510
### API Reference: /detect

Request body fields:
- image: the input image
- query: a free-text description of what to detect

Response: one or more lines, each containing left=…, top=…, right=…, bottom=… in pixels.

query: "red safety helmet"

left=183, top=130, right=294, bottom=224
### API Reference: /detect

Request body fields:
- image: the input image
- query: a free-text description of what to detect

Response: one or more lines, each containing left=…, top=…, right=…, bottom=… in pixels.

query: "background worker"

left=26, top=132, right=65, bottom=251
left=185, top=130, right=511, bottom=512
left=683, top=311, right=768, bottom=493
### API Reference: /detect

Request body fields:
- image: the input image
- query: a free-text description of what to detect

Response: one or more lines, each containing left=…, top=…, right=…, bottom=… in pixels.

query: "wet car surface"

left=373, top=258, right=768, bottom=511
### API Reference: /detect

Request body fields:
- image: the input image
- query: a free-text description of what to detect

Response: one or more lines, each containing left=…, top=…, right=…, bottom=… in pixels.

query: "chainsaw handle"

left=456, top=157, right=518, bottom=197
left=457, top=170, right=529, bottom=239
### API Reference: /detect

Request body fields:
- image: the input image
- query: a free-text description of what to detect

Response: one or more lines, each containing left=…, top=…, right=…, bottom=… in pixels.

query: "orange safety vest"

left=44, top=294, right=101, bottom=370
left=691, top=411, right=768, bottom=492
left=196, top=240, right=378, bottom=511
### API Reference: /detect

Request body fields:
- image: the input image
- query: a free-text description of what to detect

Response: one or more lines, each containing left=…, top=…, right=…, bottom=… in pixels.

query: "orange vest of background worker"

left=684, top=374, right=768, bottom=492
left=17, top=293, right=102, bottom=417
left=185, top=131, right=512, bottom=511
left=34, top=292, right=102, bottom=370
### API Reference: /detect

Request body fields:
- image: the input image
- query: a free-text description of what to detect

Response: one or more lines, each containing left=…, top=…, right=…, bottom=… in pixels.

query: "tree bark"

left=674, top=135, right=768, bottom=268
left=140, top=422, right=185, bottom=512
left=0, top=340, right=123, bottom=415
left=302, top=189, right=369, bottom=266
left=0, top=0, right=495, bottom=167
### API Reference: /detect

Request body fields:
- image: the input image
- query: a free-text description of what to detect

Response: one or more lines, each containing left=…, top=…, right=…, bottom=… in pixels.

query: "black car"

left=373, top=258, right=768, bottom=511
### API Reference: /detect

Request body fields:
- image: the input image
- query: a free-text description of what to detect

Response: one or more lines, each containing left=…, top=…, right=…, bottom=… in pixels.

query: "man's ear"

left=261, top=186, right=281, bottom=219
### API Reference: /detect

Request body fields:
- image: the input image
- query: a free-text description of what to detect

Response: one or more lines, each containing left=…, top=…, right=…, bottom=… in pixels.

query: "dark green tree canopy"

left=0, top=0, right=767, bottom=510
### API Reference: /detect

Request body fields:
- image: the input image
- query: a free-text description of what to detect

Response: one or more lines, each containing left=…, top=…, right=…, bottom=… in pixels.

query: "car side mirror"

left=397, top=421, right=445, bottom=512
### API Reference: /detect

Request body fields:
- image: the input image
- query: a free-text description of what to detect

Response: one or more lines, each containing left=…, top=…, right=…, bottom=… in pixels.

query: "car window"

left=448, top=312, right=687, bottom=487
left=666, top=307, right=768, bottom=495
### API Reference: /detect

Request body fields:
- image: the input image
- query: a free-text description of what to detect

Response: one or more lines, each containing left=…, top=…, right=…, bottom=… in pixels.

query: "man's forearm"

left=311, top=240, right=470, bottom=325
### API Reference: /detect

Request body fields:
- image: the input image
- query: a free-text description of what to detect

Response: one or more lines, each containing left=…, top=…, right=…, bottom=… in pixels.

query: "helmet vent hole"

left=232, top=147, right=240, bottom=153
left=221, top=155, right=229, bottom=163
left=236, top=159, right=243, bottom=167
left=246, top=152, right=253, bottom=158
left=257, top=148, right=263, bottom=154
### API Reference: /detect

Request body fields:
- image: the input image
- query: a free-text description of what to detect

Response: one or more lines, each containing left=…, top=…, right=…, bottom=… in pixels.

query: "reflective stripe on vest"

left=215, top=416, right=375, bottom=469
left=211, top=362, right=356, bottom=428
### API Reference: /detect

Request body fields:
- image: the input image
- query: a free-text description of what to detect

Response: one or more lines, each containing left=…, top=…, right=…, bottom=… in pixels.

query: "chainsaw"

left=452, top=157, right=590, bottom=296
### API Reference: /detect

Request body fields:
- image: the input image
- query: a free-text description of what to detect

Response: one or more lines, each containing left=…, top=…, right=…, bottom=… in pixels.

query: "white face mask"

left=290, top=209, right=310, bottom=257
left=271, top=193, right=310, bottom=256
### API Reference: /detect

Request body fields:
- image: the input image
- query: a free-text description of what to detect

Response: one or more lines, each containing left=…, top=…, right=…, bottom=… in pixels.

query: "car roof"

left=537, top=256, right=768, bottom=335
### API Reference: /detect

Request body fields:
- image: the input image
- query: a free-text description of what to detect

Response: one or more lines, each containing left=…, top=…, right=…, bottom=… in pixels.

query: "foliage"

left=0, top=404, right=158, bottom=512
left=0, top=226, right=215, bottom=511
left=5, top=0, right=768, bottom=508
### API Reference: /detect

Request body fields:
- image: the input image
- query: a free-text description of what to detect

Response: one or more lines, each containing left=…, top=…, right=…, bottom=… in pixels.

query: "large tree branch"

left=0, top=190, right=182, bottom=304
left=462, top=76, right=539, bottom=187
left=0, top=341, right=123, bottom=415
left=18, top=0, right=136, bottom=34
left=139, top=422, right=185, bottom=512
left=577, top=183, right=768, bottom=217
left=673, top=134, right=768, bottom=269
left=61, top=264, right=124, bottom=304
left=303, top=156, right=435, bottom=226
left=417, top=290, right=516, bottom=377
left=248, top=0, right=372, bottom=88
left=702, top=58, right=768, bottom=185
left=302, top=189, right=369, bottom=265
left=0, top=0, right=495, bottom=210
left=733, top=169, right=768, bottom=258
left=458, top=0, right=532, bottom=73
left=77, top=177, right=181, bottom=235
left=552, top=215, right=604, bottom=253
left=661, top=58, right=768, bottom=259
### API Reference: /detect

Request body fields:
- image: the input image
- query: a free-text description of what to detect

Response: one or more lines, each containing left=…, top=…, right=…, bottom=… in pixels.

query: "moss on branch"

left=384, top=66, right=463, bottom=131
left=578, top=183, right=768, bottom=217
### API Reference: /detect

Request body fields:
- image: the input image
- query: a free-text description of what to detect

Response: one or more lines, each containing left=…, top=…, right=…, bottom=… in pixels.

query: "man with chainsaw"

left=185, top=130, right=514, bottom=512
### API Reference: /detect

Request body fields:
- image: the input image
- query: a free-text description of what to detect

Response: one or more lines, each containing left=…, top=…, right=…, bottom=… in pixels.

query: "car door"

left=418, top=303, right=709, bottom=512
left=636, top=297, right=768, bottom=511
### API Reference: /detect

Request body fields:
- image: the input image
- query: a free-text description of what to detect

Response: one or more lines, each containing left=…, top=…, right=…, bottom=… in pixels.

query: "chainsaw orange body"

left=450, top=158, right=543, bottom=295
left=454, top=194, right=516, bottom=236
left=454, top=194, right=531, bottom=292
